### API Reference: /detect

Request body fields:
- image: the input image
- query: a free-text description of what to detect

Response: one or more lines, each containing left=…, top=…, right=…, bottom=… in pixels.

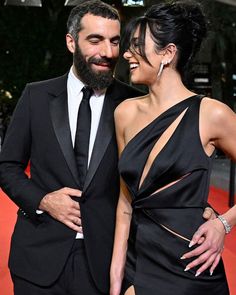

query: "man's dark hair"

left=67, top=0, right=120, bottom=41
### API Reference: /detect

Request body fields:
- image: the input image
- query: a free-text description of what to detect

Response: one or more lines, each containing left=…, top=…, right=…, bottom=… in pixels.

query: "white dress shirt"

left=67, top=67, right=105, bottom=166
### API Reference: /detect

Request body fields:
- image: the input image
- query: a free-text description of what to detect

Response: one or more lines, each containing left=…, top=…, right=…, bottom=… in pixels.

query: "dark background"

left=0, top=0, right=236, bottom=142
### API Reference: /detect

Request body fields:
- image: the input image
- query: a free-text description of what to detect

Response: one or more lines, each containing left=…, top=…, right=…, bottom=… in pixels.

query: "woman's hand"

left=180, top=218, right=226, bottom=276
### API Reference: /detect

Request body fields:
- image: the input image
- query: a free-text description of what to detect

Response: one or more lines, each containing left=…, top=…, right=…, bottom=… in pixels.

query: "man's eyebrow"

left=86, top=34, right=104, bottom=40
left=86, top=34, right=120, bottom=41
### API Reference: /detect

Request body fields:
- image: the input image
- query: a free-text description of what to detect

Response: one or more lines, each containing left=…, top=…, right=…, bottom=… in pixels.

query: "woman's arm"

left=181, top=98, right=236, bottom=276
left=110, top=179, right=132, bottom=295
left=110, top=104, right=133, bottom=295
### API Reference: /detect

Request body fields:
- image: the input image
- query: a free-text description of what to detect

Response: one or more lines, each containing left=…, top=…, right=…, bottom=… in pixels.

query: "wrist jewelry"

left=217, top=215, right=231, bottom=234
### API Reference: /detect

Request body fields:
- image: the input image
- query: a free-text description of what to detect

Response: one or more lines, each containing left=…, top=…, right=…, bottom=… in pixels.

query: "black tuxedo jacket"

left=0, top=74, right=143, bottom=293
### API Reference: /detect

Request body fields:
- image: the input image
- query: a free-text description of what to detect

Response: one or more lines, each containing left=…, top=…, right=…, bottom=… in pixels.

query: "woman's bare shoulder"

left=115, top=94, right=148, bottom=122
left=201, top=97, right=234, bottom=123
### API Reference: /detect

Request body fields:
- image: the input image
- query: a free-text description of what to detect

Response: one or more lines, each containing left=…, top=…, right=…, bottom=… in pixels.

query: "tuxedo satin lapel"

left=49, top=90, right=80, bottom=187
left=83, top=91, right=114, bottom=192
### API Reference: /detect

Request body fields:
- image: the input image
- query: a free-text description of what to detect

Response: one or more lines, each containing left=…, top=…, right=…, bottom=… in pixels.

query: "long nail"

left=180, top=255, right=186, bottom=260
left=210, top=270, right=213, bottom=276
left=184, top=266, right=190, bottom=272
left=195, top=271, right=201, bottom=277
left=189, top=240, right=195, bottom=248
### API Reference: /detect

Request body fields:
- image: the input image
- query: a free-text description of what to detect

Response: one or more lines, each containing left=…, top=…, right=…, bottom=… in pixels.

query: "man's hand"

left=39, top=187, right=82, bottom=233
left=180, top=218, right=226, bottom=276
left=203, top=207, right=217, bottom=220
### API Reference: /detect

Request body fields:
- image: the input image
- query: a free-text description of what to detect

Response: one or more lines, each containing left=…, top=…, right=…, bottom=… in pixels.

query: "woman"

left=110, top=1, right=236, bottom=295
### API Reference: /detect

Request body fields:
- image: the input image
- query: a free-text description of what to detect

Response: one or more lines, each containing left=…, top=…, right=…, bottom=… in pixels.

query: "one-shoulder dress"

left=119, top=95, right=229, bottom=295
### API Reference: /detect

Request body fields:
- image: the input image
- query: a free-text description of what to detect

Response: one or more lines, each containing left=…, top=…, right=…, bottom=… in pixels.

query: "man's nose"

left=100, top=42, right=114, bottom=58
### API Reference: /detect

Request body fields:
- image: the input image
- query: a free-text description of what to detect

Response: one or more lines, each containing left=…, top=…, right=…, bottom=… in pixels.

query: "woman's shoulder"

left=115, top=95, right=148, bottom=121
left=114, top=95, right=148, bottom=133
left=201, top=96, right=235, bottom=126
left=201, top=97, right=232, bottom=115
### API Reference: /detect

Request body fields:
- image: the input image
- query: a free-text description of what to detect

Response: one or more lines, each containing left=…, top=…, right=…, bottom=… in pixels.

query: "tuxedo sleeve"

left=0, top=84, right=47, bottom=221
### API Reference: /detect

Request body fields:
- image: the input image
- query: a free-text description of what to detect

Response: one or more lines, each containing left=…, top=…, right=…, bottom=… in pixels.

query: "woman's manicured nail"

left=189, top=240, right=195, bottom=248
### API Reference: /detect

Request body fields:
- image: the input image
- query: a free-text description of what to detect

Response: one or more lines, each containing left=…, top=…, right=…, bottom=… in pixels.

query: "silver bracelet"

left=217, top=215, right=231, bottom=234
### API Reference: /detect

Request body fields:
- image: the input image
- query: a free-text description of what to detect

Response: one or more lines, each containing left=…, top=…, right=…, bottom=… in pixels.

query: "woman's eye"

left=133, top=41, right=142, bottom=48
left=133, top=44, right=141, bottom=51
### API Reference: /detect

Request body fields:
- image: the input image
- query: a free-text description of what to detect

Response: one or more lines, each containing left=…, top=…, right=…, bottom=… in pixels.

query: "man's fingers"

left=72, top=201, right=81, bottom=210
left=70, top=207, right=81, bottom=217
left=65, top=220, right=83, bottom=233
left=203, top=207, right=215, bottom=220
left=62, top=187, right=82, bottom=197
left=72, top=217, right=82, bottom=226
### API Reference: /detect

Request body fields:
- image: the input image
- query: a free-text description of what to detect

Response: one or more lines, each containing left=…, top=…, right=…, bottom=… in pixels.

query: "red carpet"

left=209, top=187, right=236, bottom=294
left=0, top=187, right=235, bottom=295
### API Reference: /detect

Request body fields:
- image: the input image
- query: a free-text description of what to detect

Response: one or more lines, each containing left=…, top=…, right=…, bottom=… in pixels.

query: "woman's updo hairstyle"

left=124, top=0, right=207, bottom=77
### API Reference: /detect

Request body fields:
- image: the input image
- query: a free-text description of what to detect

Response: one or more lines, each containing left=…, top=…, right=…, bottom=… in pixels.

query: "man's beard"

left=73, top=44, right=117, bottom=90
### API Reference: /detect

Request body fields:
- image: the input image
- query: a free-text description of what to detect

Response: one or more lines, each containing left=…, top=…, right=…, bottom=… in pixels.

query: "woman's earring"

left=157, top=61, right=165, bottom=77
left=157, top=60, right=170, bottom=77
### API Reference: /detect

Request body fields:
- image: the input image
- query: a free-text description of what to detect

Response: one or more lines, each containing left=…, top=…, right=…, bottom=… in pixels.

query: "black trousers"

left=11, top=239, right=106, bottom=295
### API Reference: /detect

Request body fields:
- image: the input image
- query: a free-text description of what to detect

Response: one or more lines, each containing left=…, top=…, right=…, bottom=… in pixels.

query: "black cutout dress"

left=119, top=95, right=229, bottom=295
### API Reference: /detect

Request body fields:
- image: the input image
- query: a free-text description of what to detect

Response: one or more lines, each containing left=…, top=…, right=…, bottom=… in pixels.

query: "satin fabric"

left=119, top=95, right=229, bottom=294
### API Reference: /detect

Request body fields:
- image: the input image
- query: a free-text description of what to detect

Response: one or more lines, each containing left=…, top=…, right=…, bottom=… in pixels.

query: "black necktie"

left=74, top=87, right=93, bottom=189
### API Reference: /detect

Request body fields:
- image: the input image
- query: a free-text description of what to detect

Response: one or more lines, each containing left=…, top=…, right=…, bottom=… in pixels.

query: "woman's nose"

left=123, top=49, right=132, bottom=60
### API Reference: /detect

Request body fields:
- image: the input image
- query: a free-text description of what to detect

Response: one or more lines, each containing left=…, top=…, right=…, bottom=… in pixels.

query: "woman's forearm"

left=110, top=191, right=132, bottom=288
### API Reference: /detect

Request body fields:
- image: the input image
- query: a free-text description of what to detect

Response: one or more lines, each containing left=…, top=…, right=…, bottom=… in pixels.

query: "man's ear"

left=66, top=33, right=76, bottom=54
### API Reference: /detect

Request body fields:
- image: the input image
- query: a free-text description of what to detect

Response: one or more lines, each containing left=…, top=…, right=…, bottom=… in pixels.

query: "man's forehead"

left=80, top=13, right=120, bottom=36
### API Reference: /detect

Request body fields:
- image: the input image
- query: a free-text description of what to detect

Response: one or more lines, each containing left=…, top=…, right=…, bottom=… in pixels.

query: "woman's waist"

left=131, top=207, right=206, bottom=242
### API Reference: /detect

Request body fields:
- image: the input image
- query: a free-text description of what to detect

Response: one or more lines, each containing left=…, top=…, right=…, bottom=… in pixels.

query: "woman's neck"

left=148, top=69, right=195, bottom=109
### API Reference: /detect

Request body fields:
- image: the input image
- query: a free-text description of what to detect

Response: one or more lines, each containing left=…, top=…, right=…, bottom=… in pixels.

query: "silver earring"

left=157, top=60, right=171, bottom=77
left=157, top=61, right=164, bottom=77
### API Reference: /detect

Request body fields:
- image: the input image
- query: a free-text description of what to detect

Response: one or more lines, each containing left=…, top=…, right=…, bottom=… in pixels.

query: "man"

left=0, top=1, right=142, bottom=294
left=0, top=1, right=217, bottom=294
